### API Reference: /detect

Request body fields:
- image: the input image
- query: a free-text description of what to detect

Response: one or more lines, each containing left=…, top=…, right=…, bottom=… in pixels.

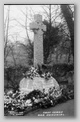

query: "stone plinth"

left=19, top=77, right=59, bottom=94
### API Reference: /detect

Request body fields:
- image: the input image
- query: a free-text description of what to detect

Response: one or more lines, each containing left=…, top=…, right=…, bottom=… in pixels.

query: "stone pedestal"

left=19, top=77, right=59, bottom=94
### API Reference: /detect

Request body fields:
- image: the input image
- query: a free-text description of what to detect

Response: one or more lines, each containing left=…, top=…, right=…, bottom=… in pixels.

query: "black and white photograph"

left=4, top=4, right=74, bottom=117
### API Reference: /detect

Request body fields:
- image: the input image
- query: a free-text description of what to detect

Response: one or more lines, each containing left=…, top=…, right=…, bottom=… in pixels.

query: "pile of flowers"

left=23, top=66, right=52, bottom=80
left=4, top=66, right=74, bottom=116
left=4, top=85, right=74, bottom=116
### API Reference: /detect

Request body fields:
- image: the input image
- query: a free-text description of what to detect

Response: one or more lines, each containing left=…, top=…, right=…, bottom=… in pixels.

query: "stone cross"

left=30, top=14, right=46, bottom=67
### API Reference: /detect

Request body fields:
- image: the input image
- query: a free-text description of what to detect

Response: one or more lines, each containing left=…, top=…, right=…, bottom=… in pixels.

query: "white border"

left=0, top=0, right=80, bottom=122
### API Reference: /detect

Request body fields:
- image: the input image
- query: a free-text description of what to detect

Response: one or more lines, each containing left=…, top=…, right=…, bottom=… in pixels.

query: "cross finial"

left=34, top=14, right=42, bottom=23
left=30, top=14, right=46, bottom=32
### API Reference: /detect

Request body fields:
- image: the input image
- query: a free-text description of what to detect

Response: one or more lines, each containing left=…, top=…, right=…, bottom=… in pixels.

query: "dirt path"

left=25, top=100, right=74, bottom=117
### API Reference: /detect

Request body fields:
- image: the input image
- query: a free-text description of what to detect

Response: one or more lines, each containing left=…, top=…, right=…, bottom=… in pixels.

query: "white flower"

left=7, top=90, right=13, bottom=95
left=18, top=99, right=20, bottom=102
left=25, top=99, right=32, bottom=107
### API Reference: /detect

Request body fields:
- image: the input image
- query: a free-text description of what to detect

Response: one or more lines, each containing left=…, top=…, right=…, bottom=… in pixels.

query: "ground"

left=25, top=100, right=74, bottom=117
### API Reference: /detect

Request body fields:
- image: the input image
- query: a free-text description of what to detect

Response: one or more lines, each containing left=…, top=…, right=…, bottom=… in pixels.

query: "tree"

left=13, top=6, right=34, bottom=65
left=4, top=5, right=18, bottom=67
left=18, top=41, right=33, bottom=65
left=43, top=20, right=62, bottom=63
left=60, top=5, right=74, bottom=59
left=41, top=5, right=62, bottom=63
left=4, top=5, right=10, bottom=66
left=42, top=5, right=74, bottom=64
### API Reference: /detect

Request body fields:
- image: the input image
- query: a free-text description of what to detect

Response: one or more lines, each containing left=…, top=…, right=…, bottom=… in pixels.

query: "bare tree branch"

left=4, top=5, right=10, bottom=65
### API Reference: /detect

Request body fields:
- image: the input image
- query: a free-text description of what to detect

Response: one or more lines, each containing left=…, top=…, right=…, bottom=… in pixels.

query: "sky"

left=4, top=5, right=63, bottom=44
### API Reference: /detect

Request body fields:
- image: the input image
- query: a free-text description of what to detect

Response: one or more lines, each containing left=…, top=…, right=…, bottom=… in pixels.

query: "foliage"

left=25, top=42, right=34, bottom=65
left=51, top=63, right=74, bottom=77
left=4, top=5, right=74, bottom=67
left=43, top=20, right=63, bottom=63
left=60, top=5, right=74, bottom=58
left=4, top=64, right=74, bottom=91
left=4, top=85, right=74, bottom=116
left=23, top=66, right=52, bottom=80
left=4, top=65, right=29, bottom=91
left=4, top=65, right=74, bottom=116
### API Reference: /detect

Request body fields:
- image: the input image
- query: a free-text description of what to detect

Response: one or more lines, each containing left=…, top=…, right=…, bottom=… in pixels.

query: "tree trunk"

left=61, top=5, right=74, bottom=60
